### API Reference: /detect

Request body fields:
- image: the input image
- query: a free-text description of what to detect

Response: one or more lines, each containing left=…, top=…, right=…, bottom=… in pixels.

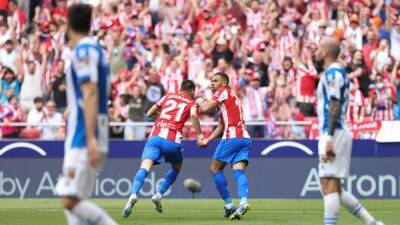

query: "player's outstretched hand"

left=87, top=137, right=100, bottom=169
left=322, top=141, right=336, bottom=163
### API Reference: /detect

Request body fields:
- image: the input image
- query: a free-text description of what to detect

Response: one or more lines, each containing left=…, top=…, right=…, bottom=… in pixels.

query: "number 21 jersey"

left=150, top=93, right=196, bottom=143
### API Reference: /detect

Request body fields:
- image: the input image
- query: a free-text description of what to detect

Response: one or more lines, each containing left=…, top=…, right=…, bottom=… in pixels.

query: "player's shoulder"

left=325, top=63, right=346, bottom=79
left=73, top=37, right=101, bottom=60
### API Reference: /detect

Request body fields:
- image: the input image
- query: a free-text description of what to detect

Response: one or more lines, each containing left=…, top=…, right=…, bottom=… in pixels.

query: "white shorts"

left=55, top=148, right=106, bottom=199
left=318, top=129, right=352, bottom=178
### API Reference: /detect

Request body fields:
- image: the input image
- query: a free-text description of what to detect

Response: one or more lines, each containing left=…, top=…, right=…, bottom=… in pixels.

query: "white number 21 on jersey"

left=160, top=99, right=187, bottom=122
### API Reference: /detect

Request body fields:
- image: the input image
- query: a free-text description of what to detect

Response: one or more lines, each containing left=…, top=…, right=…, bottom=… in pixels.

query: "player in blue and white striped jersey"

left=314, top=37, right=383, bottom=225
left=55, top=4, right=117, bottom=225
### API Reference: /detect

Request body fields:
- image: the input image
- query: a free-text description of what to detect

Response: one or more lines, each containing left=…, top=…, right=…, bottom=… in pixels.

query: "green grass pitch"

left=0, top=199, right=399, bottom=225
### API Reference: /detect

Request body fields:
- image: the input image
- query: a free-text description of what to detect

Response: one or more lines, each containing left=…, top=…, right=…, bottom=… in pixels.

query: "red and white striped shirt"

left=373, top=87, right=395, bottom=121
left=213, top=87, right=251, bottom=139
left=161, top=67, right=184, bottom=94
left=296, top=64, right=318, bottom=103
left=347, top=89, right=365, bottom=122
left=150, top=93, right=196, bottom=143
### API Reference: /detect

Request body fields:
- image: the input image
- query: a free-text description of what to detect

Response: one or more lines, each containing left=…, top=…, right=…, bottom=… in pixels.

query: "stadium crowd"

left=0, top=0, right=399, bottom=139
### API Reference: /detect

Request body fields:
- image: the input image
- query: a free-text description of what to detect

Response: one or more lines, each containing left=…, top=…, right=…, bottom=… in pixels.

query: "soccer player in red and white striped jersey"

left=122, top=80, right=203, bottom=217
left=197, top=72, right=252, bottom=220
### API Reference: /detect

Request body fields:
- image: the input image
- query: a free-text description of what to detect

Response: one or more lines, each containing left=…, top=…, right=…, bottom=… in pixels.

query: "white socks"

left=340, top=191, right=375, bottom=225
left=324, top=193, right=340, bottom=225
left=72, top=200, right=117, bottom=225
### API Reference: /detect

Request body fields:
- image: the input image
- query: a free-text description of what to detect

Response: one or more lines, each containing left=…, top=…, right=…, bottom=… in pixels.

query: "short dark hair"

left=180, top=80, right=196, bottom=92
left=67, top=4, right=92, bottom=34
left=214, top=72, right=230, bottom=84
left=33, top=97, right=44, bottom=103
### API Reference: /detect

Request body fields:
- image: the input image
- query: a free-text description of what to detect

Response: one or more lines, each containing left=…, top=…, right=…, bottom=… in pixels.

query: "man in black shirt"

left=143, top=68, right=165, bottom=121
left=246, top=50, right=269, bottom=87
left=49, top=60, right=67, bottom=112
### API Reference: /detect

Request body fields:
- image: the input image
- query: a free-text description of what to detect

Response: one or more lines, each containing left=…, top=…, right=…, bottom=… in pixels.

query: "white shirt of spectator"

left=391, top=28, right=400, bottom=60
left=27, top=108, right=44, bottom=127
left=188, top=50, right=205, bottom=81
left=345, top=26, right=363, bottom=50
left=242, top=86, right=268, bottom=121
left=246, top=10, right=263, bottom=31
left=371, top=49, right=390, bottom=74
left=41, top=112, right=62, bottom=140
left=0, top=48, right=17, bottom=73
left=20, top=64, right=43, bottom=109
left=0, top=30, right=12, bottom=46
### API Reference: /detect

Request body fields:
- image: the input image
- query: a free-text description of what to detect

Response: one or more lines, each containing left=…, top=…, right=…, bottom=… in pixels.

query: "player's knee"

left=209, top=166, right=221, bottom=174
left=61, top=197, right=79, bottom=210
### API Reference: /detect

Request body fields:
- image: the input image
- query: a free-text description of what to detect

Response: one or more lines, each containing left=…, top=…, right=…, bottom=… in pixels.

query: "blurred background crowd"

left=0, top=0, right=400, bottom=140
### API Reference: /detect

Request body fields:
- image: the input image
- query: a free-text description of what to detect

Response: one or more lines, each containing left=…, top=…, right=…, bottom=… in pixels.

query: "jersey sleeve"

left=72, top=45, right=99, bottom=84
left=325, top=69, right=344, bottom=100
left=212, top=88, right=229, bottom=103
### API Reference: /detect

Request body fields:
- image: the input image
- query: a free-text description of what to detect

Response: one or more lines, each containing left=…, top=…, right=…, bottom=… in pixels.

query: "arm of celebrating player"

left=146, top=103, right=160, bottom=118
left=197, top=99, right=218, bottom=113
left=190, top=106, right=203, bottom=140
left=147, top=96, right=166, bottom=118
left=198, top=120, right=223, bottom=148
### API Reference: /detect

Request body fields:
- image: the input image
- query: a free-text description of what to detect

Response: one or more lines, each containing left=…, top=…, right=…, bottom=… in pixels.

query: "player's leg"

left=337, top=132, right=384, bottom=225
left=123, top=159, right=155, bottom=218
left=229, top=138, right=252, bottom=220
left=320, top=177, right=341, bottom=225
left=158, top=162, right=182, bottom=196
left=339, top=190, right=384, bottom=225
left=152, top=162, right=182, bottom=213
left=211, top=159, right=235, bottom=215
left=57, top=151, right=117, bottom=225
left=123, top=137, right=161, bottom=218
left=61, top=196, right=117, bottom=225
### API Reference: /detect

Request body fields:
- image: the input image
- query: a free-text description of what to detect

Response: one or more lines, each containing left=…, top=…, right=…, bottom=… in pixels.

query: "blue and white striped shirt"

left=65, top=36, right=110, bottom=152
left=317, top=62, right=350, bottom=133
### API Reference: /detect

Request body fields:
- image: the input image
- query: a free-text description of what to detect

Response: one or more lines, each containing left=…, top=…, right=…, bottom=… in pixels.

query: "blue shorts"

left=141, top=136, right=183, bottom=165
left=213, top=138, right=252, bottom=165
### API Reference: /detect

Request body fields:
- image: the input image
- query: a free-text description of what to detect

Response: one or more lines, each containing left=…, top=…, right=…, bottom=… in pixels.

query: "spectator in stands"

left=143, top=68, right=165, bottom=121
left=108, top=26, right=127, bottom=81
left=108, top=102, right=125, bottom=139
left=348, top=80, right=366, bottom=123
left=7, top=0, right=27, bottom=38
left=391, top=60, right=400, bottom=119
left=241, top=75, right=271, bottom=138
left=49, top=60, right=67, bottom=112
left=41, top=100, right=63, bottom=140
left=372, top=74, right=396, bottom=121
left=0, top=40, right=18, bottom=73
left=27, top=97, right=44, bottom=128
left=125, top=86, right=146, bottom=140
left=0, top=95, right=24, bottom=138
left=19, top=60, right=43, bottom=112
left=0, top=22, right=13, bottom=46
left=0, top=67, right=20, bottom=105
left=294, top=44, right=318, bottom=117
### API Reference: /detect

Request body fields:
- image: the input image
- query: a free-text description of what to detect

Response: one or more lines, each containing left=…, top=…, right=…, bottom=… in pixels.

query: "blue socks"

left=233, top=169, right=249, bottom=205
left=212, top=171, right=232, bottom=205
left=159, top=168, right=180, bottom=195
left=131, top=168, right=148, bottom=195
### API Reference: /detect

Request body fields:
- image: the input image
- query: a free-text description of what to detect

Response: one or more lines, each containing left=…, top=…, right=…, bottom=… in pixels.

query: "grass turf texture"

left=0, top=199, right=399, bottom=225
